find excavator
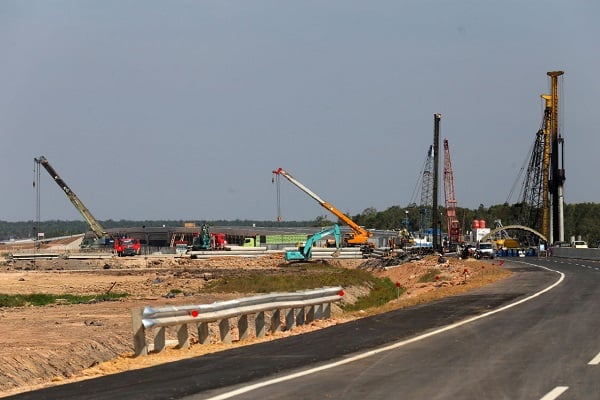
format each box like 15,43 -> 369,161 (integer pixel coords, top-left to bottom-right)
272,167 -> 374,249
285,224 -> 341,262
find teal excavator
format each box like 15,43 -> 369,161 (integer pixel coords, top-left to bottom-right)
285,224 -> 341,262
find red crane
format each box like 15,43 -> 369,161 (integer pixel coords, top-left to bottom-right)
443,139 -> 461,248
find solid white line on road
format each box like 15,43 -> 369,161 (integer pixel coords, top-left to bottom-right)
539,386 -> 569,400
203,262 -> 565,400
588,351 -> 600,365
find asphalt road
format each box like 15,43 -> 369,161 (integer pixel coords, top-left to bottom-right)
8,258 -> 599,400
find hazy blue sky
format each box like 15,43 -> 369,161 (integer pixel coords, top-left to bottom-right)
1,1 -> 599,223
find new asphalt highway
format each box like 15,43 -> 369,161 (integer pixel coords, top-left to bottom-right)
9,258 -> 599,400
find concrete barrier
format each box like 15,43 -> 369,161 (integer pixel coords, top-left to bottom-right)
551,247 -> 600,260
131,286 -> 345,356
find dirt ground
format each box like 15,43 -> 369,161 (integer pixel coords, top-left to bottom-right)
0,248 -> 509,398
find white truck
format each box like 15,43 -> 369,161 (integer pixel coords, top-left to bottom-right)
475,242 -> 495,259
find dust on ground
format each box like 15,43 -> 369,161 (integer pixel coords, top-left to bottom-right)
0,249 -> 510,398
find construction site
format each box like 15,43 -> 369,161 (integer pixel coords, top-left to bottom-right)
0,71 -> 573,397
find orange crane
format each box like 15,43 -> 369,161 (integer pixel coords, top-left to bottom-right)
443,139 -> 460,249
272,167 -> 373,248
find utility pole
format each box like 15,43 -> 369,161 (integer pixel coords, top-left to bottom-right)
432,113 -> 441,253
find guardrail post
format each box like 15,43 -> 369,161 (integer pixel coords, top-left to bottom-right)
322,302 -> 331,319
285,308 -> 295,331
296,307 -> 305,325
306,305 -> 315,323
238,315 -> 249,340
270,309 -> 281,333
315,303 -> 323,320
131,308 -> 147,356
219,319 -> 231,344
197,322 -> 210,345
154,327 -> 166,352
177,324 -> 190,348
255,311 -> 266,338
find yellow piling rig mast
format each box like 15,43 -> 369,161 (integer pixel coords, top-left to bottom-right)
272,167 -> 374,248
540,94 -> 552,242
546,70 -> 565,244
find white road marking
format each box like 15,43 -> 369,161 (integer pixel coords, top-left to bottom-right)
588,351 -> 600,365
539,386 -> 569,400
204,262 -> 565,400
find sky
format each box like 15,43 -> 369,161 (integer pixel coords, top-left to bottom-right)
1,0 -> 599,223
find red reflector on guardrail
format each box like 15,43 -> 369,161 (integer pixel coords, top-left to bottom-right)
338,290 -> 345,297
190,310 -> 199,317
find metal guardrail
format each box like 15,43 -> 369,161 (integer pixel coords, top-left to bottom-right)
131,286 -> 345,356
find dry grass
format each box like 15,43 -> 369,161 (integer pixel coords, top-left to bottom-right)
348,262 -> 512,318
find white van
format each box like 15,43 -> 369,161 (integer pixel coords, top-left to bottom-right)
475,242 -> 494,259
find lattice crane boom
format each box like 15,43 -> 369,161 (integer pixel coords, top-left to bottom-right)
418,145 -> 434,234
443,139 -> 460,244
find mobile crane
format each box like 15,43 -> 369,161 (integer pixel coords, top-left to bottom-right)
285,224 -> 341,262
34,156 -> 139,255
35,156 -> 108,246
272,167 -> 374,248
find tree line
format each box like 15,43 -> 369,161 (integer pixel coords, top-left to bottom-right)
1,202 -> 599,246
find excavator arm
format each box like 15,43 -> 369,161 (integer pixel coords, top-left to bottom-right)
272,167 -> 373,247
